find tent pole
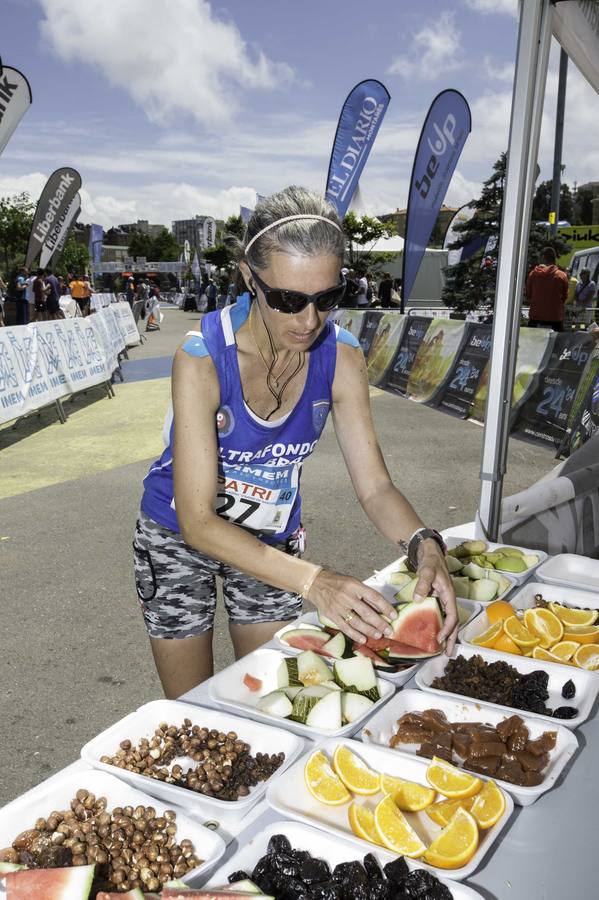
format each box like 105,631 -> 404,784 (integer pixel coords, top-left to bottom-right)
477,0 -> 553,540
550,48 -> 568,236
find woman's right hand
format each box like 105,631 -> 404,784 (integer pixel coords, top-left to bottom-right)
307,569 -> 397,644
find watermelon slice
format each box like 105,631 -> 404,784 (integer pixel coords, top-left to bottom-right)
281,628 -> 329,653
390,597 -> 444,653
0,863 -> 27,877
4,864 -> 95,899
97,890 -> 147,899
243,673 -> 263,692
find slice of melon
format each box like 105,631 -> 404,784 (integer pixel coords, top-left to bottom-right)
4,864 -> 95,899
306,689 -> 342,730
297,649 -> 331,685
0,863 -> 27,877
321,631 -> 350,659
281,628 -> 329,652
390,597 -> 444,654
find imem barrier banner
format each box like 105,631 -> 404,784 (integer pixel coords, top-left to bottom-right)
402,90 -> 471,306
325,79 -> 390,218
511,331 -> 595,449
25,167 -> 82,269
0,60 -> 32,157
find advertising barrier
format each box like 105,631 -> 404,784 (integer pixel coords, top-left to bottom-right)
0,303 -> 135,425
436,322 -> 492,418
366,313 -> 407,386
384,315 -> 430,394
563,342 -> 599,455
406,317 -> 468,404
511,331 -> 595,448
358,310 -> 383,357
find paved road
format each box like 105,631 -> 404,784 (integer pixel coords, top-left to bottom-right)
0,305 -> 555,805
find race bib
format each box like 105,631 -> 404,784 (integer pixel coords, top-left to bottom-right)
215,462 -> 299,534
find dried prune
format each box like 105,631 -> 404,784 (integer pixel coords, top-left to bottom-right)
402,869 -> 439,897
553,706 -> 578,719
423,884 -> 454,900
299,857 -> 330,884
271,852 -> 300,877
228,869 -> 249,883
310,881 -> 343,900
332,860 -> 367,886
561,679 -> 576,700
383,856 -> 410,884
363,852 -> 384,881
267,834 -> 292,855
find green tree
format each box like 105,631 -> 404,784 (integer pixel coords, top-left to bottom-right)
204,244 -> 231,269
343,212 -> 397,273
152,227 -> 181,261
223,214 -> 245,240
573,188 -> 594,225
532,178 -> 574,222
127,231 -> 154,259
0,192 -> 34,279
59,236 -> 89,277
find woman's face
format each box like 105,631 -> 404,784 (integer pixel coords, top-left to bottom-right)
242,252 -> 341,352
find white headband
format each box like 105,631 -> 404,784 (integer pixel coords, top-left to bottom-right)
244,214 -> 344,255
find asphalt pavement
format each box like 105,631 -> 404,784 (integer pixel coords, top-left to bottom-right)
0,304 -> 555,806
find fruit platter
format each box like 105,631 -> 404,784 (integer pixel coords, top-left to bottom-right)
535,553 -> 599,593
208,648 -> 395,738
444,537 -> 546,586
204,820 -> 486,899
460,585 -> 599,672
375,543 -> 519,607
0,769 -> 226,897
415,644 -> 599,729
273,597 -> 473,687
265,738 -> 513,881
360,688 -> 578,806
80,700 -> 304,821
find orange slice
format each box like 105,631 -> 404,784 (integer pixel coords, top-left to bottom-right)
423,807 -> 479,869
373,795 -> 427,857
563,625 -> 599,645
485,600 -> 516,624
304,749 -> 351,805
548,602 -> 598,627
379,774 -> 435,812
503,616 -> 539,650
550,640 -> 579,662
532,646 -> 568,665
348,802 -> 382,845
573,644 -> 599,671
332,745 -> 380,795
523,608 -> 564,649
493,632 -> 523,655
426,757 -> 483,799
470,780 -> 506,829
472,621 -> 503,649
425,795 -> 475,826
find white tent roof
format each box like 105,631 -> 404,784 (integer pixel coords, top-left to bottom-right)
366,234 -> 405,253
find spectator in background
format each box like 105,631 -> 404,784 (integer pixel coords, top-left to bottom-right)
573,267 -> 597,322
125,277 -> 135,309
206,276 -> 217,313
58,276 -> 67,295
44,268 -> 62,320
378,271 -> 393,309
525,246 -> 568,331
70,274 -> 88,316
32,268 -> 49,322
26,270 -> 37,322
83,275 -> 93,314
13,267 -> 29,325
340,268 -> 358,308
356,271 -> 369,308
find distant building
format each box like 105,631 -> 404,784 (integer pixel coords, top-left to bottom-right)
378,205 -> 459,246
577,181 -> 599,198
118,219 -> 165,238
172,215 -> 217,251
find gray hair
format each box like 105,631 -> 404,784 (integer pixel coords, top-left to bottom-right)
236,186 -> 346,270
580,267 -> 591,277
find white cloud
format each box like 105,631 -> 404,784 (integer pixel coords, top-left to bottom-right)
38,0 -> 294,129
388,12 -> 462,81
483,55 -> 515,83
464,0 -> 518,15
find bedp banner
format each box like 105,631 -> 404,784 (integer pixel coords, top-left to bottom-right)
325,79 -> 390,218
25,167 -> 82,269
40,193 -> 81,268
0,61 -> 32,157
402,90 -> 471,306
88,222 -> 104,266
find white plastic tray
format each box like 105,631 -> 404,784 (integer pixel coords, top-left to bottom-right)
459,582 -> 599,674
359,688 -> 578,806
415,644 -> 598,730
444,536 -> 547,585
80,700 -> 304,822
266,737 -> 513,882
208,648 -> 395,739
536,554 -> 599,592
275,605 -> 481,676
203,819 -> 486,898
0,769 -> 225,891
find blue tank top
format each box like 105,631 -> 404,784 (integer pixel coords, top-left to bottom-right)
141,294 -> 359,544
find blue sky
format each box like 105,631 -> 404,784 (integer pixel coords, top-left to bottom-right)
1,0 -> 597,227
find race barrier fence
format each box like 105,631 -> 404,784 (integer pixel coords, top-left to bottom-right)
331,308 -> 598,458
0,301 -> 140,426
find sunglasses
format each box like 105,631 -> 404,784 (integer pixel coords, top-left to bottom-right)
248,267 -> 346,314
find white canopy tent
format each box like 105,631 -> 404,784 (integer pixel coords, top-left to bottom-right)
477,0 -> 599,540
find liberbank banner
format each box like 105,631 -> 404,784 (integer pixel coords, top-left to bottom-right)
325,79 -> 390,218
0,61 -> 32,157
40,193 -> 81,268
402,90 -> 471,305
25,167 -> 82,269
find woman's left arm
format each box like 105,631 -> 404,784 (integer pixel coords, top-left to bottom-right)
331,342 -> 458,651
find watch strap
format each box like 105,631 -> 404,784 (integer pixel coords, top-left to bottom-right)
403,527 -> 446,570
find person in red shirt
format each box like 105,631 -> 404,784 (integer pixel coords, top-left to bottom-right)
525,246 -> 568,331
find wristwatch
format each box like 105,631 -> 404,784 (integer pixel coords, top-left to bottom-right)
399,528 -> 447,571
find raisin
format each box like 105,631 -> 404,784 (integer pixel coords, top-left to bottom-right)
561,679 -> 576,700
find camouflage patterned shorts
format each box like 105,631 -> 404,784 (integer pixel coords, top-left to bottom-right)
132,512 -> 303,639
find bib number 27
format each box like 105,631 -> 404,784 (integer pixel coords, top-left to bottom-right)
216,493 -> 261,526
